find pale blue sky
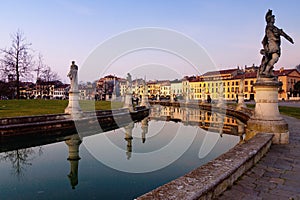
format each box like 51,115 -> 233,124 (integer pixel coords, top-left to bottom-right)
1,0 -> 299,82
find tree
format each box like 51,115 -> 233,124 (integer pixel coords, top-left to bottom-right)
35,53 -> 46,81
0,30 -> 34,99
40,66 -> 59,82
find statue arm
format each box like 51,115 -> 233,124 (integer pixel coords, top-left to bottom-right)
279,29 -> 294,44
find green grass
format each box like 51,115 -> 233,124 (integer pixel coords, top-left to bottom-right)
247,104 -> 300,119
278,106 -> 300,119
0,100 -> 123,118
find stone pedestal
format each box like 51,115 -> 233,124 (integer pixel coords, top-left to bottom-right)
65,91 -> 82,118
217,93 -> 224,108
123,93 -> 133,111
111,93 -> 116,101
247,78 -> 289,144
170,93 -> 174,103
140,93 -> 150,108
201,93 -> 205,104
236,93 -> 246,110
185,94 -> 189,103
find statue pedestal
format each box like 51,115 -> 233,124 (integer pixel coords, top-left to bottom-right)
111,93 -> 116,101
236,93 -> 246,110
65,91 -> 82,118
247,78 -> 289,144
140,94 -> 150,108
123,93 -> 133,111
217,93 -> 224,108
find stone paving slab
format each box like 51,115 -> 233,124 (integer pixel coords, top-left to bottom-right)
217,115 -> 300,200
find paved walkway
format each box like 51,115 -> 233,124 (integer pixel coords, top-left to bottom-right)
217,115 -> 300,200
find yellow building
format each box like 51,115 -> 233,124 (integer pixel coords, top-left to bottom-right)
276,68 -> 300,100
188,66 -> 300,101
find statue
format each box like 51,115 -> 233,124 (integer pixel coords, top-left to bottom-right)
259,9 -> 294,78
126,73 -> 132,87
68,61 -> 79,92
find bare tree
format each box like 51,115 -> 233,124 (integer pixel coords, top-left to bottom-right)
34,53 -> 60,82
35,53 -> 46,81
0,30 -> 34,99
40,65 -> 60,82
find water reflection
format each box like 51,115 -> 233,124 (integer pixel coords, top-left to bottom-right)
0,105 -> 246,195
150,105 -> 243,138
124,122 -> 134,160
65,134 -> 82,189
0,147 -> 43,178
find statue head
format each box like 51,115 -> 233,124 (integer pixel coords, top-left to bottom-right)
265,9 -> 275,23
72,61 -> 75,65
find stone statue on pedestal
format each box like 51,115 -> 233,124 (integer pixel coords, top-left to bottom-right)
65,61 -> 82,116
258,9 -> 294,78
68,61 -> 79,92
247,10 -> 293,144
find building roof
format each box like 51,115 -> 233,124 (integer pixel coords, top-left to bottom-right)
234,72 -> 257,79
274,68 -> 300,76
201,68 -> 238,77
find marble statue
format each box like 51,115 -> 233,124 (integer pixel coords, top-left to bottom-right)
126,73 -> 132,87
259,9 -> 294,78
68,61 -> 79,92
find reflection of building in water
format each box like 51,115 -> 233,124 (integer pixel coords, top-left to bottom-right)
141,117 -> 149,143
149,106 -> 241,135
65,134 -> 82,189
124,122 -> 134,160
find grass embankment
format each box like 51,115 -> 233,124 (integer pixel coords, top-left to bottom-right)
246,104 -> 300,119
0,100 -> 123,118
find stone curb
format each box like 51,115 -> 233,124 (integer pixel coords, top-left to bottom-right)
137,133 -> 273,200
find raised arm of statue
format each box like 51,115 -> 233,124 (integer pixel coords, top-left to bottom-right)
279,29 -> 294,44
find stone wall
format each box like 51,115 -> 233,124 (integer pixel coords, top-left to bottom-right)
137,133 -> 273,200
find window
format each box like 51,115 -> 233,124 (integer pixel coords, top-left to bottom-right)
236,81 -> 239,86
250,80 -> 254,85
245,81 -> 248,85
245,87 -> 248,92
231,87 -> 234,92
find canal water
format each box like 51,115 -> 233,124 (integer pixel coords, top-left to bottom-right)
0,105 -> 244,199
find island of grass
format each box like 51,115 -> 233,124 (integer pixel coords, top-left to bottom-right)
0,99 -> 123,118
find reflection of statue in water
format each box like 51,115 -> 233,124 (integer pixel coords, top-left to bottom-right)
65,135 -> 82,189
259,9 -> 294,78
68,61 -> 79,91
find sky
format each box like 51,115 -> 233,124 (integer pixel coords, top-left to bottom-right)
1,0 -> 300,82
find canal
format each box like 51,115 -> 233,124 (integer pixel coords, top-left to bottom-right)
0,105 -> 244,199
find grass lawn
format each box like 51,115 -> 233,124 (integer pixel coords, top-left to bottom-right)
246,104 -> 300,119
0,100 -> 123,118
